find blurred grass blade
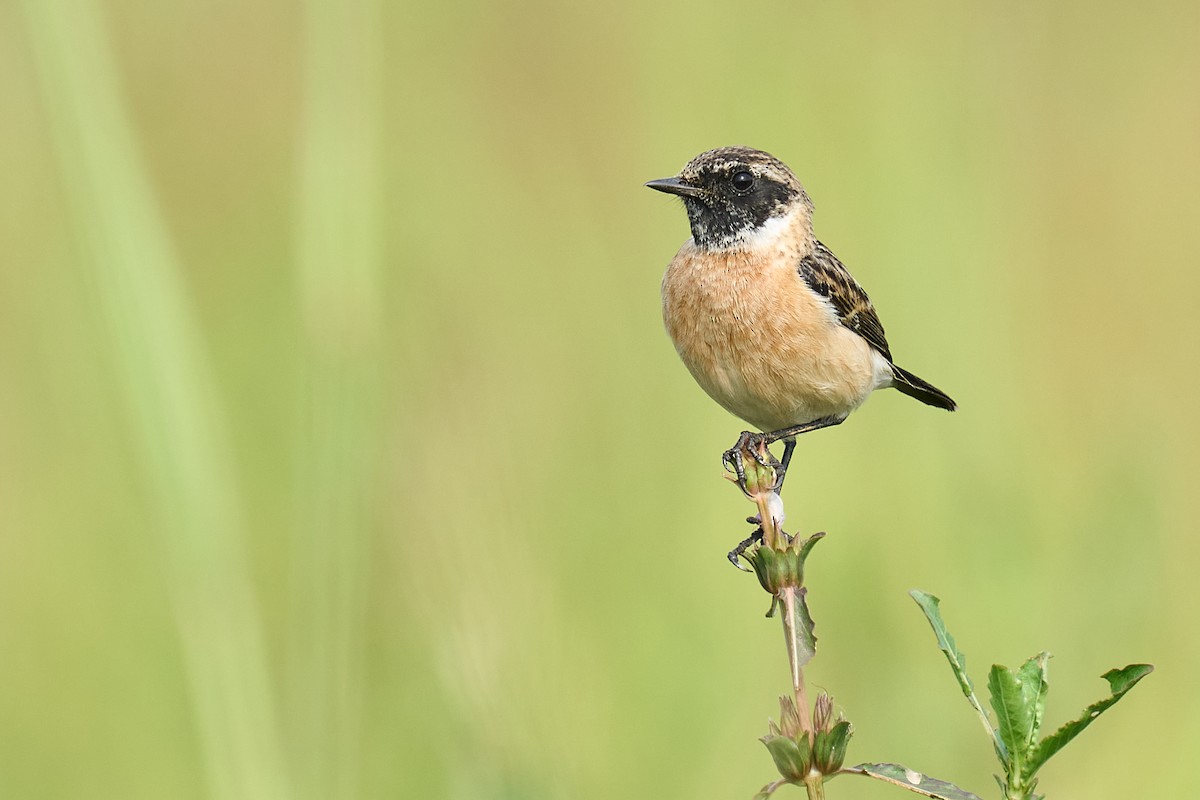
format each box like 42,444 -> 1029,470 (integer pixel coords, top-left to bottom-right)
909,590 -> 1003,759
1024,663 -> 1153,780
21,2 -> 291,798
844,763 -> 984,800
286,0 -> 382,797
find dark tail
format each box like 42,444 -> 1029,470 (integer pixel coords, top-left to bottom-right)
891,365 -> 956,411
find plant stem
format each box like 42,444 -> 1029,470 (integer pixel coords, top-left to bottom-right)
758,491 -> 777,554
795,670 -> 812,736
804,773 -> 826,800
781,587 -> 812,734
754,483 -> 781,551
755,487 -> 814,733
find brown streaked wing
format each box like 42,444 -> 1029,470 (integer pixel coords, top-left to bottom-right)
797,241 -> 894,362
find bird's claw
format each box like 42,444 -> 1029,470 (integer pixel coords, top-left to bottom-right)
727,527 -> 764,570
722,431 -> 779,491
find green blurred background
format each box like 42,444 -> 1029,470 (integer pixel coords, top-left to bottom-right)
2,0 -> 1195,797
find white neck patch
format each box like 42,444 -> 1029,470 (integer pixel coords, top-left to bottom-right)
706,206 -> 799,252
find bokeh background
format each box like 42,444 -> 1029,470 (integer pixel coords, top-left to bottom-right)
2,0 -> 1196,797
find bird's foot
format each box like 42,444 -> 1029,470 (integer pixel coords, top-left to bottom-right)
770,461 -> 788,493
722,431 -> 779,492
727,526 -> 764,571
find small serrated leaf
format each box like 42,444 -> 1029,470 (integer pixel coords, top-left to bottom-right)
1017,653 -> 1050,749
909,591 -> 975,697
844,763 -> 984,800
910,590 -> 1004,759
1022,663 -> 1153,780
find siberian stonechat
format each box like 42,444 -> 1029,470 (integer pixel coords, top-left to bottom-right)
647,146 -> 955,490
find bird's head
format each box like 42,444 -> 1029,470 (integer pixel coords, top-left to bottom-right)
646,146 -> 812,250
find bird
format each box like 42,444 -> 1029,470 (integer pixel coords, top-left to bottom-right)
646,146 -> 955,491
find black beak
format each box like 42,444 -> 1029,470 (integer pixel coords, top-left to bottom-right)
644,176 -> 706,199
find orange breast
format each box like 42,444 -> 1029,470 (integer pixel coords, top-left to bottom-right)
661,239 -> 880,432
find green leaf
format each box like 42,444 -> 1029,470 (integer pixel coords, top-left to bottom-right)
987,663 -> 1036,775
909,590 -> 1004,760
1017,653 -> 1050,750
1022,663 -> 1153,780
988,652 -> 1046,772
844,763 -> 984,800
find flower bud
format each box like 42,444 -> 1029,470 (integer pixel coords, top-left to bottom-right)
812,692 -> 834,733
744,531 -> 826,597
812,719 -> 852,774
742,457 -> 777,497
761,730 -> 812,784
778,695 -> 803,739
725,439 -> 778,501
810,692 -> 852,775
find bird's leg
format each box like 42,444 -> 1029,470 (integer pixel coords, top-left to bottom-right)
761,416 -> 846,491
773,438 -> 798,492
762,415 -> 846,445
723,417 -> 844,494
727,526 -> 764,570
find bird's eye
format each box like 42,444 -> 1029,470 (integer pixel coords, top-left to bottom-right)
730,170 -> 755,192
